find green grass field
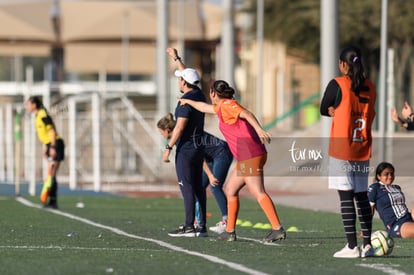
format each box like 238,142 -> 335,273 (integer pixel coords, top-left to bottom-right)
0,194 -> 413,275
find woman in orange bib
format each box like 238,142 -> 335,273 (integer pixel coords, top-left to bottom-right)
320,46 -> 376,258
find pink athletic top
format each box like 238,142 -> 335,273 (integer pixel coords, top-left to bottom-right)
213,99 -> 266,161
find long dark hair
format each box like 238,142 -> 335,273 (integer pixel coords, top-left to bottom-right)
27,96 -> 56,129
28,96 -> 44,109
339,46 -> 366,94
374,162 -> 395,182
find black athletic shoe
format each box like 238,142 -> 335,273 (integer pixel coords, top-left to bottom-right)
43,203 -> 58,209
263,227 -> 286,243
168,225 -> 196,237
195,226 -> 208,237
216,231 -> 236,241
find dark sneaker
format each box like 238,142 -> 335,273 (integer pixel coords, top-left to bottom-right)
168,225 -> 196,237
360,244 -> 375,258
43,203 -> 58,209
195,226 -> 208,237
263,227 -> 286,243
216,231 -> 236,241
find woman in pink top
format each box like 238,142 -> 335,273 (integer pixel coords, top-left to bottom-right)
179,80 -> 285,243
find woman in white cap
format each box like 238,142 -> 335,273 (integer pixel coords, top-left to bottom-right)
163,47 -> 208,237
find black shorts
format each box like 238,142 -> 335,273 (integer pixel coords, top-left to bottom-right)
47,139 -> 65,162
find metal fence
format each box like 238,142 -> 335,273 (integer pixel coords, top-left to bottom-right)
0,91 -> 170,195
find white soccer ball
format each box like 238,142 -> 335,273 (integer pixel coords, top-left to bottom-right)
371,230 -> 394,256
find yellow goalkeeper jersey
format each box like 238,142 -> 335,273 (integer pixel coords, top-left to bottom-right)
35,108 -> 61,145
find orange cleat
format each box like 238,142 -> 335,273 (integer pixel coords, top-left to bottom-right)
40,189 -> 50,205
40,176 -> 52,205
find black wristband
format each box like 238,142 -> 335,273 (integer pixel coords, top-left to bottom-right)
165,144 -> 173,150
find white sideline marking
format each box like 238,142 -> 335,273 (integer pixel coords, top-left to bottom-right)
16,197 -> 269,275
0,245 -> 164,252
357,263 -> 408,275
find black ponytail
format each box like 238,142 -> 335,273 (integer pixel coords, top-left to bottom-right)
339,46 -> 366,94
28,96 -> 44,109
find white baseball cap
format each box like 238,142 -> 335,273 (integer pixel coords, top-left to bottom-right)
174,68 -> 200,85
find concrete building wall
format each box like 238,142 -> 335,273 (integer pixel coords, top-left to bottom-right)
237,40 -> 320,130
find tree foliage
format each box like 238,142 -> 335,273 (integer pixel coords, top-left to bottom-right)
243,0 -> 414,101
242,0 -> 320,61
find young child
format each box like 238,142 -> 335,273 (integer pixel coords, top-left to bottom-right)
368,162 -> 414,238
179,80 -> 285,243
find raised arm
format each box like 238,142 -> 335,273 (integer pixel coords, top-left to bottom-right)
166,47 -> 185,71
179,98 -> 215,114
239,109 -> 271,144
391,108 -> 408,128
401,101 -> 414,120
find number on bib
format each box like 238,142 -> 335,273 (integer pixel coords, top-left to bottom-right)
352,118 -> 366,142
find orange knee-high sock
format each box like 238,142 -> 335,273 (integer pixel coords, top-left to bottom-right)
40,168 -> 53,204
258,194 -> 281,229
226,196 -> 239,232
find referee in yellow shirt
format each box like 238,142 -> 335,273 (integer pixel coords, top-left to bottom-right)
26,96 -> 65,209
